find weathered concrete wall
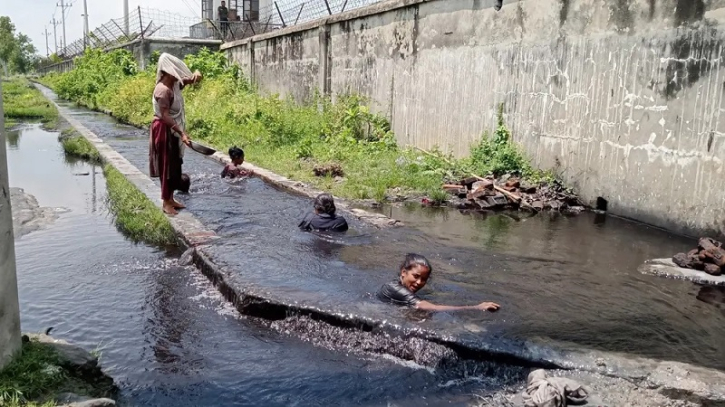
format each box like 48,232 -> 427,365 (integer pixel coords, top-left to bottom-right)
228,29 -> 321,101
37,38 -> 223,74
0,80 -> 22,368
223,0 -> 725,237
125,38 -> 223,71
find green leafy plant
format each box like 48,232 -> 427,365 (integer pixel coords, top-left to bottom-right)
41,49 -> 564,205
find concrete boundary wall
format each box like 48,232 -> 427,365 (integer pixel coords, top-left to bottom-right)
37,38 -> 223,75
222,0 -> 725,237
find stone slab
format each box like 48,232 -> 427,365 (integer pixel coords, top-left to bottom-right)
638,258 -> 725,286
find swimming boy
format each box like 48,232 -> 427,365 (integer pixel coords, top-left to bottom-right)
298,193 -> 349,232
221,146 -> 253,179
377,253 -> 500,312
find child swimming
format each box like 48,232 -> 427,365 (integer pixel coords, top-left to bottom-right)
221,146 -> 253,179
177,173 -> 190,194
298,193 -> 349,232
376,253 -> 501,312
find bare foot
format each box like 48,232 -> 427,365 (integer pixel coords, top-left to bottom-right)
172,199 -> 186,209
163,203 -> 178,216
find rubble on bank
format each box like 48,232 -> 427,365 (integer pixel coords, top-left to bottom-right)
440,175 -> 585,214
672,238 -> 725,276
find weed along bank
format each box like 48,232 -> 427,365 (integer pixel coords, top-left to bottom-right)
223,0 -> 725,237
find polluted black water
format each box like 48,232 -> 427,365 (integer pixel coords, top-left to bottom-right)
8,124 -> 511,406
51,91 -> 725,375
28,85 -> 725,395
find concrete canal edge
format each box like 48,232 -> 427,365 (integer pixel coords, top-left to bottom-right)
46,94 -> 725,406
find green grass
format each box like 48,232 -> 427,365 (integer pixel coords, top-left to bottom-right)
103,164 -> 177,246
2,78 -> 57,125
58,129 -> 102,163
42,49 -> 560,203
0,339 -> 106,407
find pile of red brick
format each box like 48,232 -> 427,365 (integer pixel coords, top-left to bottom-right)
443,176 -> 584,213
672,238 -> 725,276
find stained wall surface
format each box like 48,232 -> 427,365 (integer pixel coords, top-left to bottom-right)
225,0 -> 725,236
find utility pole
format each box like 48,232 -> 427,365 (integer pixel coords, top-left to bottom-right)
50,18 -> 60,54
0,78 -> 22,370
82,0 -> 89,50
57,0 -> 72,51
124,0 -> 130,36
42,28 -> 51,57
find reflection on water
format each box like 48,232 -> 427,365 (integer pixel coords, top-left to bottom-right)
696,285 -> 725,315
6,127 -> 21,149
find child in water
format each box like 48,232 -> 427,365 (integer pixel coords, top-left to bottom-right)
377,253 -> 501,312
221,146 -> 253,179
177,173 -> 190,194
298,193 -> 349,232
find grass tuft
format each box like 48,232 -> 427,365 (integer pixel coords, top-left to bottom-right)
103,164 -> 177,246
58,129 -> 102,163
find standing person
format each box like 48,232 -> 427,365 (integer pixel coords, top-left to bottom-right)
149,53 -> 202,215
218,1 -> 229,39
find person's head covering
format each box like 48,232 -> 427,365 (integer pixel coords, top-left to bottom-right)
156,53 -> 192,84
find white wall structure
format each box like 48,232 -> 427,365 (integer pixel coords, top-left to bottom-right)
0,80 -> 22,369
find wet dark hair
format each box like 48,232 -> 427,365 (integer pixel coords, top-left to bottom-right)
178,173 -> 190,193
314,193 -> 336,216
229,146 -> 244,161
400,253 -> 432,273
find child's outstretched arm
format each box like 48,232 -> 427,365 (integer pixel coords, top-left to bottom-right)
415,301 -> 500,312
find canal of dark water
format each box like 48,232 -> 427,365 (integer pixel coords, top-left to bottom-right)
12,85 -> 725,405
8,124 -> 494,406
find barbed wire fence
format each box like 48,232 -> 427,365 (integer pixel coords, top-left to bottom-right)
55,0 -> 384,60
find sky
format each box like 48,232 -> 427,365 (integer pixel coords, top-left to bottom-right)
0,0 -> 199,56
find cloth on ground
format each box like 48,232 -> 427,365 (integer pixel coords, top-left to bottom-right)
522,369 -> 588,407
376,281 -> 421,307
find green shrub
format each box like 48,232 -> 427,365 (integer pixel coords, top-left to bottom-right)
42,48 -> 559,203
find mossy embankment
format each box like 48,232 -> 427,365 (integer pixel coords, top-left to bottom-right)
57,129 -> 102,163
102,164 -> 176,246
2,78 -> 58,129
41,48 -> 563,205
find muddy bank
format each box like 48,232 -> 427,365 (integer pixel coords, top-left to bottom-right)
10,187 -> 62,238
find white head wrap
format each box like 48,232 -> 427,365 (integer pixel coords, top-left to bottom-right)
156,53 -> 192,84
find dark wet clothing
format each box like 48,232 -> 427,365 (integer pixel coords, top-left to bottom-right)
298,212 -> 348,232
150,117 -> 183,201
376,281 -> 420,307
221,164 -> 251,179
218,6 -> 229,20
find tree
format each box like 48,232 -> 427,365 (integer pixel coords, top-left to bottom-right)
0,16 -> 37,74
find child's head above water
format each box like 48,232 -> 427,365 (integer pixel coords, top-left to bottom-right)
229,146 -> 245,165
399,253 -> 432,293
313,193 -> 336,216
178,173 -> 190,193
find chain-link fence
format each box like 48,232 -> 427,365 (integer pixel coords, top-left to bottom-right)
58,0 -> 385,59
